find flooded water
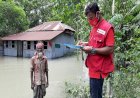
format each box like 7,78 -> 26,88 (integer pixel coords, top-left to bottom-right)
0,55 -> 85,98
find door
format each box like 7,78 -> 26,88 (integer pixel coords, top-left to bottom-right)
0,41 -> 3,55
17,41 -> 23,57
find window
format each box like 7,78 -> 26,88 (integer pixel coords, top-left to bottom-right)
5,41 -> 8,48
55,44 -> 60,48
12,41 -> 15,48
27,41 -> 31,49
34,41 -> 37,49
43,41 -> 47,49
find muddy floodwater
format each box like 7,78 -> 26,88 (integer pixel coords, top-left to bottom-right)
0,55 -> 86,98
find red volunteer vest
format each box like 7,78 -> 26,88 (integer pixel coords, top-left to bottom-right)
85,19 -> 114,77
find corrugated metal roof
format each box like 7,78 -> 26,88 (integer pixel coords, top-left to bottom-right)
2,31 -> 63,41
2,21 -> 75,41
27,21 -> 75,32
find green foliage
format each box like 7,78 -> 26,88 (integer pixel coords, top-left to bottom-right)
109,1 -> 140,68
98,0 -> 113,19
15,0 -> 53,27
64,79 -> 114,98
111,66 -> 140,98
109,1 -> 140,98
65,81 -> 90,98
15,0 -> 94,41
0,1 -> 29,36
48,0 -> 91,41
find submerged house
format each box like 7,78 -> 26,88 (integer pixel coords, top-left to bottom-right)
1,21 -> 75,58
0,38 -> 3,56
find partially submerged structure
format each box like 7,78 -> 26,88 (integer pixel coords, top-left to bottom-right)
0,38 -> 3,56
2,21 -> 75,58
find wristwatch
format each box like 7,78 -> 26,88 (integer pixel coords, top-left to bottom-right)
91,48 -> 96,54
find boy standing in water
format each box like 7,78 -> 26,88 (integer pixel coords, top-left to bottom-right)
30,42 -> 49,98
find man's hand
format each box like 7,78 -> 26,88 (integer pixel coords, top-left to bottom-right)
31,82 -> 34,90
45,82 -> 49,88
77,40 -> 88,46
82,46 -> 93,53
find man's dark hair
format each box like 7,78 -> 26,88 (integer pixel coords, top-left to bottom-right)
85,2 -> 100,16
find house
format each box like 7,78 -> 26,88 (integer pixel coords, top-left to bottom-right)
1,21 -> 75,58
0,38 -> 3,56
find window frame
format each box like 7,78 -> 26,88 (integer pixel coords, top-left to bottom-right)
5,41 -> 8,48
34,41 -> 37,49
43,41 -> 48,49
27,41 -> 31,49
12,41 -> 15,48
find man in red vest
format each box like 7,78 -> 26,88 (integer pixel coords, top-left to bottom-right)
78,2 -> 115,98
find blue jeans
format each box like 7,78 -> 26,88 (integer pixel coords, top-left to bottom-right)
90,78 -> 104,98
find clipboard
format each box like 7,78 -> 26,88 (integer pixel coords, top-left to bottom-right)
63,43 -> 83,50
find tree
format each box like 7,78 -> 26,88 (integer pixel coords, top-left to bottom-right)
0,1 -> 29,36
107,0 -> 140,97
15,0 -> 53,27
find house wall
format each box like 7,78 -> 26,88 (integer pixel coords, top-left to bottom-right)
48,33 -> 74,58
44,41 -> 53,59
23,41 -> 53,58
0,41 -> 3,56
22,33 -> 74,59
23,41 -> 35,58
3,32 -> 74,58
3,41 -> 17,56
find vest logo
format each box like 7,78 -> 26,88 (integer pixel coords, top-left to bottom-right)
97,29 -> 106,35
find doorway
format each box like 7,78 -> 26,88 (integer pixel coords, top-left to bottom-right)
17,41 -> 23,57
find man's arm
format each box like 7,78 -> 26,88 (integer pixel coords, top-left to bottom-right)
83,28 -> 114,55
96,28 -> 114,55
45,59 -> 49,88
30,58 -> 34,90
83,46 -> 113,55
95,46 -> 114,55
